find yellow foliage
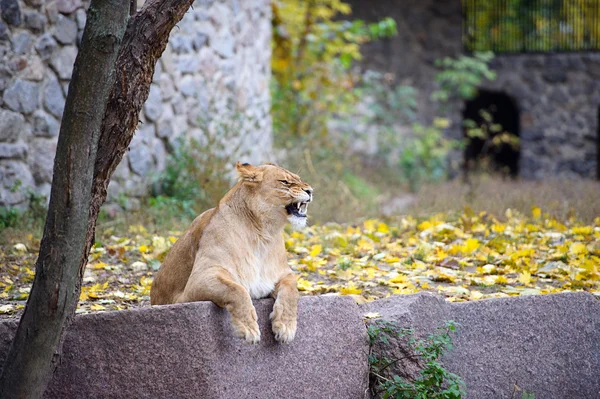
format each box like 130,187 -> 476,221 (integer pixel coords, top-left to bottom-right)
2,208 -> 599,317
310,244 -> 323,257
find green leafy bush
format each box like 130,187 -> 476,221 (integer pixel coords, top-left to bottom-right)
0,189 -> 47,241
368,320 -> 466,399
432,52 -> 496,104
398,122 -> 461,192
0,207 -> 21,229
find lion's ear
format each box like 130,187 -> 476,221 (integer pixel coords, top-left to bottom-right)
236,162 -> 263,183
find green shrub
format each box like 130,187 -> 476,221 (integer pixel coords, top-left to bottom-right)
0,190 -> 47,243
398,122 -> 461,192
432,52 -> 496,104
0,207 -> 21,229
368,320 -> 466,399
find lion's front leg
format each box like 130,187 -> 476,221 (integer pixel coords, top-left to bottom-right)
180,267 -> 261,344
270,273 -> 299,343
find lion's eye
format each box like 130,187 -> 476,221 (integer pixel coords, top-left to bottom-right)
279,180 -> 291,185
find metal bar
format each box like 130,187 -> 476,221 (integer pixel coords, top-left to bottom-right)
462,0 -> 600,54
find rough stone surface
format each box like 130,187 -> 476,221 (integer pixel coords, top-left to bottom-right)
0,160 -> 34,205
34,32 -> 57,59
0,108 -> 25,141
24,10 -> 45,32
1,0 -> 21,26
24,0 -> 41,7
143,83 -> 163,122
29,138 -> 55,183
49,45 -> 76,79
74,7 -> 84,29
362,292 -> 600,399
128,141 -> 154,176
22,54 -> 44,81
0,141 -> 27,158
0,20 -> 8,40
0,0 -> 273,207
52,14 -> 77,45
0,65 -> 10,91
55,0 -> 81,14
10,30 -> 31,54
0,296 -> 369,399
2,79 -> 39,113
32,109 -> 59,137
43,76 -> 65,117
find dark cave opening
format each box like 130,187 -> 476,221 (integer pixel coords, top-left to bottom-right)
463,90 -> 521,177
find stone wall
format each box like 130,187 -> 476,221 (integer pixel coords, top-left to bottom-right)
347,0 -> 599,179
0,0 -> 272,210
479,53 -> 600,179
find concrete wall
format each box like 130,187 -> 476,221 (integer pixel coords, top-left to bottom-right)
0,0 -> 273,210
346,0 -> 600,179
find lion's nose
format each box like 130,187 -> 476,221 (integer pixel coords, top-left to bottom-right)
303,188 -> 312,197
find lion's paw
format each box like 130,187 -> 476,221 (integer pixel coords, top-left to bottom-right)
231,317 -> 261,344
270,305 -> 297,344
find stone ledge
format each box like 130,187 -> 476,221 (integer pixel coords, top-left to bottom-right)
1,293 -> 599,398
362,292 -> 600,399
0,296 -> 370,399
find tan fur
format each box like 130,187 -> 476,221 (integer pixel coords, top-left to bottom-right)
150,162 -> 313,344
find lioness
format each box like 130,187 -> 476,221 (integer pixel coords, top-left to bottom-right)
150,162 -> 312,344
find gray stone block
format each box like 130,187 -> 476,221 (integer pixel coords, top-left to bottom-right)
1,0 -> 21,26
362,293 -> 600,399
448,293 -> 600,399
55,0 -> 82,15
0,21 -> 7,40
143,83 -> 163,122
32,109 -> 59,137
177,54 -> 201,74
75,8 -> 85,29
35,33 -> 58,60
43,76 -> 65,118
0,161 -> 34,205
0,65 -> 10,91
2,79 -> 40,114
192,32 -> 208,51
0,296 -> 369,399
0,109 -> 25,142
170,35 -> 193,54
24,10 -> 46,32
50,45 -> 77,79
45,1 -> 59,23
11,31 -> 32,54
128,140 -> 154,176
0,141 -> 27,159
213,35 -> 235,58
29,138 -> 56,183
24,0 -> 42,7
53,15 -> 78,45
22,55 -> 45,81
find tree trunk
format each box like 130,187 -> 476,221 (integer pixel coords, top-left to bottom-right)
0,1 -> 130,397
0,0 -> 194,397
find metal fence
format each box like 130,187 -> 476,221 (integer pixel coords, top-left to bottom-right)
463,0 -> 600,53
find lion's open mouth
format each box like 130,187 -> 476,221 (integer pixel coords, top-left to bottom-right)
285,201 -> 309,218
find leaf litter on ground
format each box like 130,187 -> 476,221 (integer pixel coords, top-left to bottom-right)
1,207 -> 599,318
